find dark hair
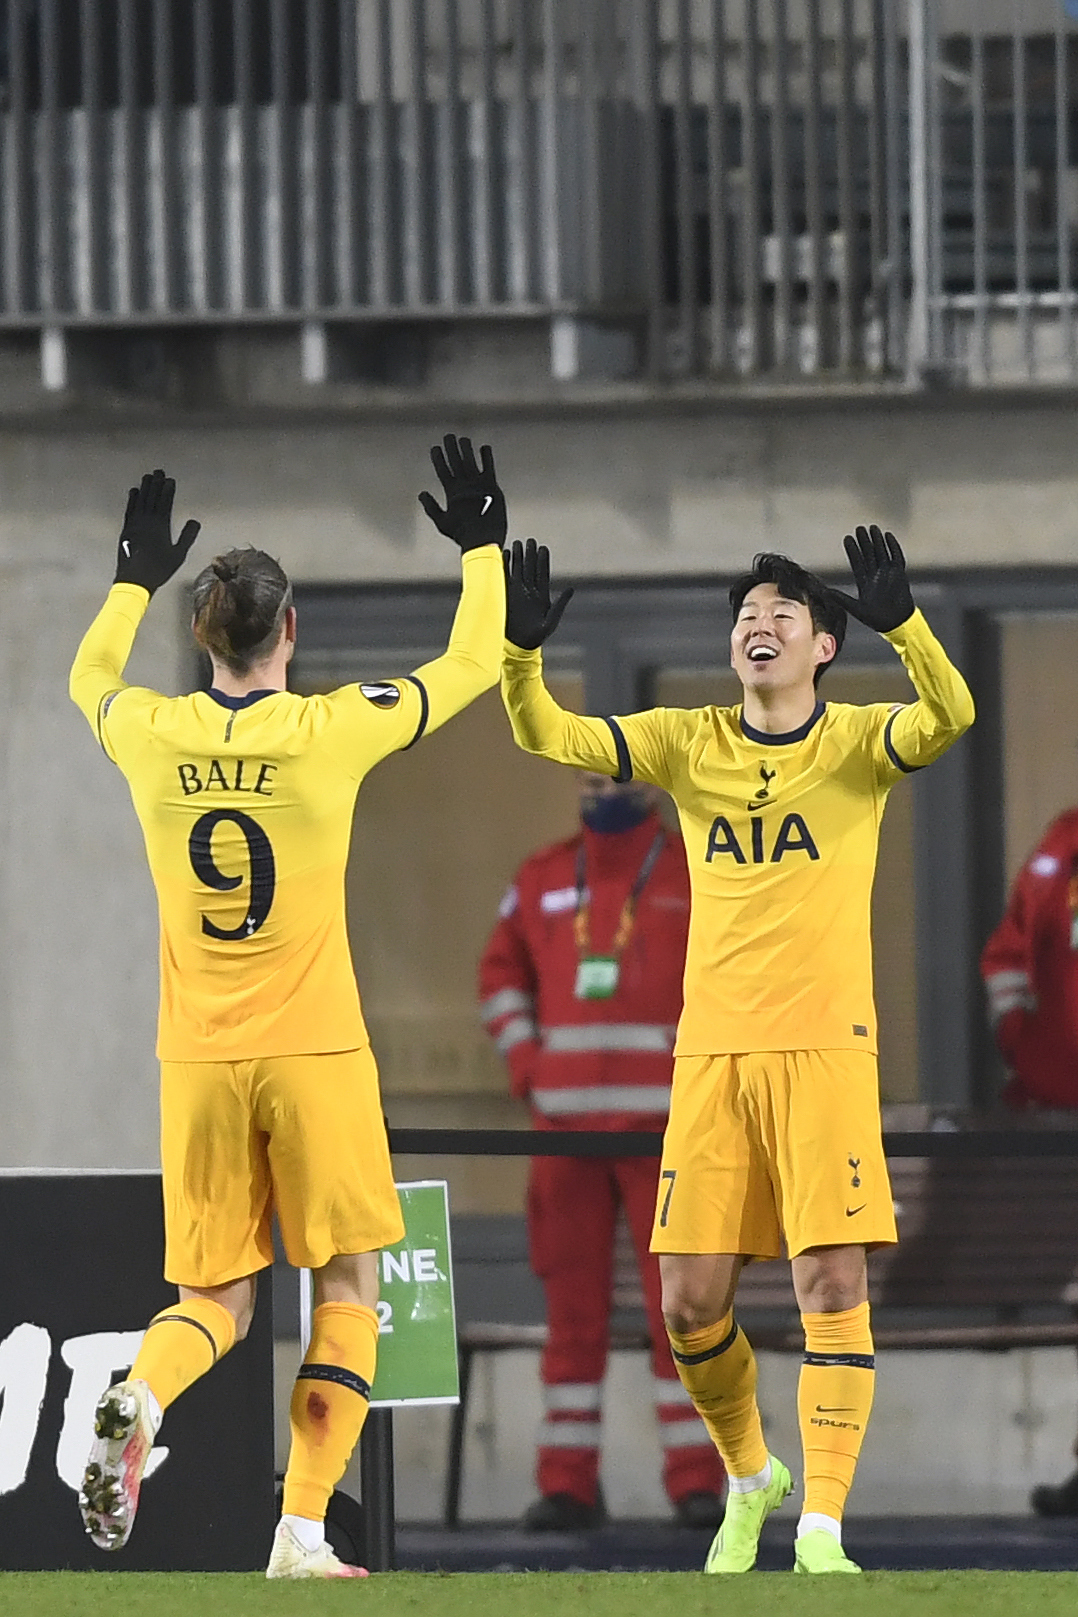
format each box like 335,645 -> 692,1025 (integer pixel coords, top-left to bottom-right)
191,548 -> 293,676
729,552 -> 846,687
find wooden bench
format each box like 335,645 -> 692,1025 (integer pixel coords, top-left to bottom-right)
443,1152 -> 1078,1524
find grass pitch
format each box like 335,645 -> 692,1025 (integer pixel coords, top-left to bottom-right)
1,1570 -> 1076,1616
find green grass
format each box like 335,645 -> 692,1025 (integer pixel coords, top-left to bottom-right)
1,1571 -> 1076,1617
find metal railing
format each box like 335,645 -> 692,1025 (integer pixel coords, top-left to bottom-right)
0,0 -> 896,378
910,0 -> 1078,384
2,1 -> 1077,386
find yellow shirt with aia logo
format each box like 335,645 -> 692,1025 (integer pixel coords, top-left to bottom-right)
501,610 -> 974,1056
69,549 -> 503,1061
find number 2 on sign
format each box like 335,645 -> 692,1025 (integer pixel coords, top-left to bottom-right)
376,1300 -> 394,1334
659,1170 -> 677,1228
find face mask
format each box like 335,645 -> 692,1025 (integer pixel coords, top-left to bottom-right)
580,793 -> 652,834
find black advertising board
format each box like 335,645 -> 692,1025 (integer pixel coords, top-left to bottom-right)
0,1173 -> 275,1570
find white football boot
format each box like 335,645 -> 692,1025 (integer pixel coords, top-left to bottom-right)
79,1378 -> 157,1550
265,1518 -> 370,1580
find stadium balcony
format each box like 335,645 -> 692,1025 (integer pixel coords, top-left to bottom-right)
3,2 -> 1078,404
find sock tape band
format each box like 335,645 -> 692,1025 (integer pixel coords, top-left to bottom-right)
144,1312 -> 220,1362
670,1317 -> 739,1366
296,1362 -> 372,1400
802,1351 -> 875,1370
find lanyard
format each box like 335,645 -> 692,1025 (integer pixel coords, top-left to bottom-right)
573,829 -> 666,961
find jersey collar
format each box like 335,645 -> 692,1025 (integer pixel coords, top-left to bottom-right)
739,700 -> 826,746
206,687 -> 280,711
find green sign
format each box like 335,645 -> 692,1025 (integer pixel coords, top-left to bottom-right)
369,1180 -> 460,1408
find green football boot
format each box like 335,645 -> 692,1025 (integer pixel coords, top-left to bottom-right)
794,1528 -> 861,1574
703,1456 -> 793,1573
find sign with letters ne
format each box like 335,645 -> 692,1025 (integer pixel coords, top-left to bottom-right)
370,1180 -> 459,1408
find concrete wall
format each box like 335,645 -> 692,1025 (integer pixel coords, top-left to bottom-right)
4,386 -> 1078,1168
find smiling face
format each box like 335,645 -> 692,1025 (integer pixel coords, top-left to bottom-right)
730,582 -> 837,695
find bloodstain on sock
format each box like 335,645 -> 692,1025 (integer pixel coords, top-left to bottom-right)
307,1391 -> 329,1422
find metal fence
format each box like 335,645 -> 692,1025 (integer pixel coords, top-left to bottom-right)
2,0 -> 1077,385
910,0 -> 1078,384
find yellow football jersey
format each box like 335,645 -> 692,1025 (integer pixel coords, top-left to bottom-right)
502,609 -> 974,1055
70,547 -> 504,1061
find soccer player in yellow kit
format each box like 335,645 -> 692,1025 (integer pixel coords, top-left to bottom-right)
499,529 -> 974,1574
68,439 -> 506,1578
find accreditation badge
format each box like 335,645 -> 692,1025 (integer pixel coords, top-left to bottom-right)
574,956 -> 620,1000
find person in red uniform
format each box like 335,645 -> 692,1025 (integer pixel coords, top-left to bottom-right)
478,772 -> 726,1531
981,810 -> 1078,1516
982,811 -> 1078,1113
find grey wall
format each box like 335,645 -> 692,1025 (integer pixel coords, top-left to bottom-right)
4,385 -> 1077,1167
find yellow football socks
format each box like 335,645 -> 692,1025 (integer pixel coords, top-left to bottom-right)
282,1302 -> 380,1522
129,1295 -> 237,1412
667,1312 -> 770,1481
798,1302 -> 876,1522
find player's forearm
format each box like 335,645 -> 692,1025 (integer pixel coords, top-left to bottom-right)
883,608 -> 976,767
501,644 -> 621,772
411,544 -> 505,733
68,583 -> 149,727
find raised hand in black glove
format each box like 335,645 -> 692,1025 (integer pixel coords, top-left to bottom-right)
418,433 -> 507,553
829,523 -> 915,633
504,538 -> 574,650
114,469 -> 200,596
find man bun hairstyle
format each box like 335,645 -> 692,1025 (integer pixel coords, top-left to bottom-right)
729,551 -> 847,686
192,547 -> 293,676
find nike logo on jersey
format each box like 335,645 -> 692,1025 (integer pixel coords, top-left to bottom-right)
481,495 -> 493,514
845,1204 -> 866,1217
705,812 -> 820,866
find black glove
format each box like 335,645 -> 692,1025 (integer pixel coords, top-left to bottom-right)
504,538 -> 574,650
418,434 -> 507,554
829,524 -> 914,633
114,470 -> 200,596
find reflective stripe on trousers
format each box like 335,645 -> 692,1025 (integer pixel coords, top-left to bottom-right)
544,1383 -> 603,1413
539,1418 -> 603,1449
531,1085 -> 671,1117
542,1023 -> 675,1054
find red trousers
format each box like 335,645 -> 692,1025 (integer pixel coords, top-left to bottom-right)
528,1151 -> 726,1507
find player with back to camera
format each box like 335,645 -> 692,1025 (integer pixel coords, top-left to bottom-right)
67,438 -> 506,1579
498,527 -> 974,1573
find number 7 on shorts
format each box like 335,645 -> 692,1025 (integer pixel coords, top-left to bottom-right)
659,1169 -> 677,1228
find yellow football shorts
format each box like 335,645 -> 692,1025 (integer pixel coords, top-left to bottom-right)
650,1049 -> 897,1259
159,1046 -> 405,1288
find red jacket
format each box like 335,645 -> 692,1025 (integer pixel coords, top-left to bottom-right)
478,814 -> 690,1130
981,809 -> 1078,1110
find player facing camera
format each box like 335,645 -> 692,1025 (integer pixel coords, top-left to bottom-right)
501,517 -> 971,1575
729,553 -> 847,697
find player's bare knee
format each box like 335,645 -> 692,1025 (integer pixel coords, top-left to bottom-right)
663,1298 -> 708,1335
313,1250 -> 380,1312
231,1288 -> 257,1341
661,1271 -> 721,1334
792,1245 -> 867,1314
179,1274 -> 256,1341
660,1253 -> 740,1334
